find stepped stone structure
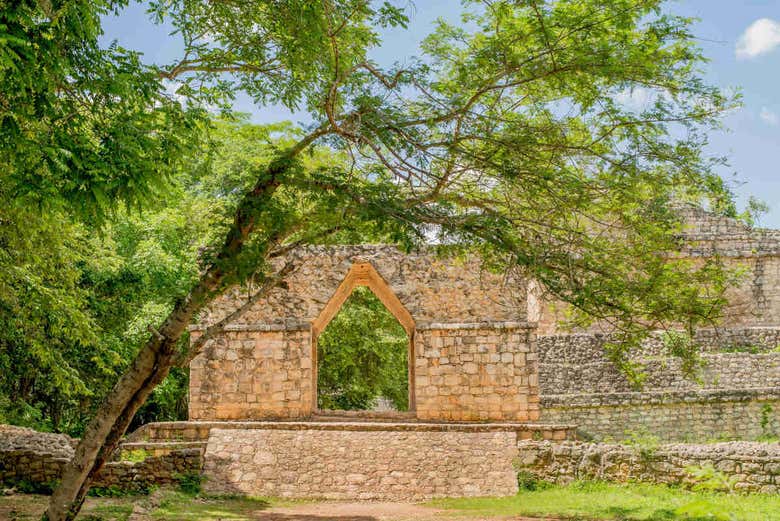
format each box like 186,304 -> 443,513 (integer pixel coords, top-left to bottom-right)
534,207 -> 780,441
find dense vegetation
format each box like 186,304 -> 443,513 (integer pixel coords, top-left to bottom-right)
0,0 -> 752,518
317,286 -> 409,411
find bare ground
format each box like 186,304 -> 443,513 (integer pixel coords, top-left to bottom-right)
0,494 -> 556,521
257,501 -> 554,520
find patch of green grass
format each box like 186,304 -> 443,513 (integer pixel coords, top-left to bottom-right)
82,501 -> 134,521
120,448 -> 152,463
428,481 -> 780,520
151,491 -> 274,520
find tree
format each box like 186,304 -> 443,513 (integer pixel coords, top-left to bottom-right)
317,286 -> 409,411
0,1 -> 738,519
0,0 -> 202,435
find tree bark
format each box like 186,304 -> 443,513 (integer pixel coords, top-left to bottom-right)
44,127 -> 327,521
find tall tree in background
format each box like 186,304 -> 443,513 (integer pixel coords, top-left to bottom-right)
0,1 -> 742,519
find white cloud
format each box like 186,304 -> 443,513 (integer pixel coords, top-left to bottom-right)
615,87 -> 653,110
162,79 -> 186,103
760,107 -> 779,126
736,18 -> 780,59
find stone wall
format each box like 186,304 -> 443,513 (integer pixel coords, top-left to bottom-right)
415,323 -> 539,421
541,390 -> 780,442
202,426 -> 519,500
536,208 -> 780,334
0,425 -> 201,492
538,328 -> 780,395
537,327 -> 780,441
190,245 -> 537,422
517,440 -> 780,494
198,245 -> 528,328
0,426 -> 75,488
189,327 -> 313,421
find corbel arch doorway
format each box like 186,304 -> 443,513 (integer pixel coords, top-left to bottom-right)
311,262 -> 416,413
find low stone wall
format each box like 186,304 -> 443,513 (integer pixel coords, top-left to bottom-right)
94,449 -> 202,492
203,425 -> 519,499
538,327 -> 780,364
516,440 -> 780,494
538,328 -> 780,396
541,389 -> 780,442
0,426 -> 75,487
0,425 -> 201,492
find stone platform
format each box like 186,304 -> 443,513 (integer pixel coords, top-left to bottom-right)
125,419 -> 576,500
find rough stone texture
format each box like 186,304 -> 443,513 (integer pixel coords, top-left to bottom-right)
415,324 -> 539,421
190,245 -> 536,422
126,420 -> 577,443
203,427 -> 518,499
538,327 -> 780,395
537,207 -> 780,334
189,328 -> 313,420
0,426 -> 75,486
541,390 -> 780,442
537,326 -> 780,441
0,425 -> 201,492
93,449 -> 202,492
198,245 -> 528,328
517,440 -> 780,494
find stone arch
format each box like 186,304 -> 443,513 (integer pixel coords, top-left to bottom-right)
189,245 -> 539,422
311,261 -> 416,412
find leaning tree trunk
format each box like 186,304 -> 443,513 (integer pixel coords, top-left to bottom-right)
44,129 -> 325,521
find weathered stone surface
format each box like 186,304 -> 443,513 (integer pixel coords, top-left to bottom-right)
517,440 -> 780,494
415,325 -> 539,421
190,245 -> 537,422
536,327 -> 780,441
0,425 -> 201,492
198,245 -> 528,328
202,426 -> 518,499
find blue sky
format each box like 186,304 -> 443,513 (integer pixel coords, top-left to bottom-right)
102,1 -> 780,227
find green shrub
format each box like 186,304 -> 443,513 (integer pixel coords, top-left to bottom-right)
4,478 -> 59,495
685,464 -> 739,494
175,471 -> 203,495
88,484 -> 146,497
516,471 -> 551,491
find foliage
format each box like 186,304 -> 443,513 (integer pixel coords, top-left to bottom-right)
429,480 -> 780,520
87,485 -> 144,498
2,478 -> 60,495
515,471 -> 552,492
119,449 -> 151,463
760,404 -> 776,439
661,331 -> 702,380
317,286 -> 408,411
685,464 -> 740,494
174,472 -> 202,496
0,1 -> 757,517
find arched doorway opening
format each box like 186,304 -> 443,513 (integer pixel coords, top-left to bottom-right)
311,262 -> 415,413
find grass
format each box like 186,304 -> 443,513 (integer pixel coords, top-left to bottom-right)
429,481 -> 780,520
149,491 -> 315,520
0,493 -> 136,520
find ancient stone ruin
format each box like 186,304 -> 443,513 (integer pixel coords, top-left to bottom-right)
2,205 -> 778,499
190,246 -> 538,422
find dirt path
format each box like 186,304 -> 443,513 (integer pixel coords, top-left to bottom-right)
0,494 -> 556,521
255,501 -> 553,521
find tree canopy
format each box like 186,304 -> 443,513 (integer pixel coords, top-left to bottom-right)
0,1 -> 748,519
